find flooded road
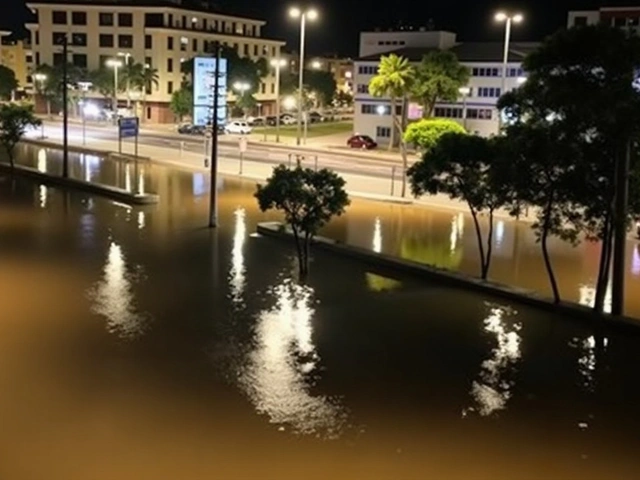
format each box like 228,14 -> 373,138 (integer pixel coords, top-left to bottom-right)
1,145 -> 640,478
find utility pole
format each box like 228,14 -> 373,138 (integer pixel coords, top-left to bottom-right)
62,35 -> 69,178
611,139 -> 631,316
209,41 -> 221,228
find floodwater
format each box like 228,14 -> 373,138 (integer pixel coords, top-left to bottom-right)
1,145 -> 640,478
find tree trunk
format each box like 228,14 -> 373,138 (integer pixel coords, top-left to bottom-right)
302,232 -> 311,279
594,213 -> 614,313
389,96 -> 396,151
469,208 -> 487,280
483,208 -> 495,280
292,226 -> 305,278
8,152 -> 14,171
46,99 -> 51,118
541,201 -> 560,303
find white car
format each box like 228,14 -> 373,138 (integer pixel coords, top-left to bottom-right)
280,114 -> 296,125
224,121 -> 252,134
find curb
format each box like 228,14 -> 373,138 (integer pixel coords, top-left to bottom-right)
256,221 -> 640,332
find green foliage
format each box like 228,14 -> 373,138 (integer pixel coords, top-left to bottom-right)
89,68 -> 117,99
332,90 -> 353,108
236,91 -> 257,116
304,69 -> 337,106
0,65 -> 18,100
170,88 -> 193,120
255,165 -> 350,277
407,132 -> 517,279
0,104 -> 41,168
404,118 -> 466,151
411,51 -> 470,117
222,46 -> 267,96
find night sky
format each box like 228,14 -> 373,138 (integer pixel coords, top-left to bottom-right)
1,0 -> 625,56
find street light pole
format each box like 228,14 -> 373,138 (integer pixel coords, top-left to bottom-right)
271,56 -> 286,143
118,52 -> 132,108
61,35 -> 69,178
289,7 -> 318,146
458,86 -> 470,130
34,73 -> 47,138
106,59 -> 122,125
495,12 -> 522,130
78,81 -> 92,146
209,41 -> 221,228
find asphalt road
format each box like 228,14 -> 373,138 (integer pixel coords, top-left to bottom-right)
41,122 -> 407,181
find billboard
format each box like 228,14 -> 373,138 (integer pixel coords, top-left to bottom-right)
193,57 -> 228,127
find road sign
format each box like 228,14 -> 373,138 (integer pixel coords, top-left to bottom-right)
119,117 -> 139,138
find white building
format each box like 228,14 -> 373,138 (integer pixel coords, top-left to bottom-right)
25,0 -> 285,122
353,30 -> 538,141
567,6 -> 640,30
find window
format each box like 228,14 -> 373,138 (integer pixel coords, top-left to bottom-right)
573,15 -> 588,26
477,87 -> 501,97
203,18 -> 208,30
243,44 -> 249,56
376,126 -> 391,138
254,45 -> 258,56
471,67 -> 501,77
146,107 -> 151,120
52,11 -> 67,24
72,54 -> 87,68
361,104 -> 389,114
358,65 -> 377,75
168,14 -> 173,26
72,11 -> 86,25
99,13 -> 114,26
180,36 -> 188,51
182,16 -> 187,28
145,35 -> 152,49
271,83 -> 275,94
466,108 -> 493,120
434,107 -> 463,118
71,33 -> 87,46
192,38 -> 197,51
26,54 -> 33,63
167,81 -> 174,94
52,32 -> 67,44
118,13 -> 133,27
35,52 -> 40,66
145,57 -> 152,67
357,84 -> 368,94
35,31 -> 39,45
145,13 -> 163,27
167,36 -> 174,50
53,53 -> 65,66
99,34 -> 114,48
167,58 -> 173,72
118,35 -> 133,48
261,82 -> 266,94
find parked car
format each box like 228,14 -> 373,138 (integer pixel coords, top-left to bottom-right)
249,117 -> 265,126
178,124 -> 205,135
308,111 -> 325,123
265,116 -> 277,126
280,114 -> 296,125
224,120 -> 252,134
347,134 -> 377,149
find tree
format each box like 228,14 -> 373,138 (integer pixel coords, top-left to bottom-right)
170,88 -> 193,121
138,66 -> 159,121
236,91 -> 257,117
498,25 -> 640,312
0,104 -> 41,170
255,165 -> 350,278
304,69 -> 337,106
404,118 -> 466,152
411,51 -> 470,117
90,67 -> 118,100
332,90 -> 353,109
33,64 -> 57,116
369,54 -> 414,150
0,65 -> 18,100
407,132 -> 518,280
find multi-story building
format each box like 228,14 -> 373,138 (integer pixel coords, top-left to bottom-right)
353,29 -> 538,141
0,38 -> 31,93
281,52 -> 354,96
26,0 -> 285,122
567,6 -> 640,30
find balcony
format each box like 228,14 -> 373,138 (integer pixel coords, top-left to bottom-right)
144,13 -> 259,39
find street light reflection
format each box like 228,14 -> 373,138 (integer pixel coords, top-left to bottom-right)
372,217 -> 382,253
37,148 -> 47,172
138,166 -> 145,194
229,208 -> 246,306
463,304 -> 521,417
125,163 -> 132,192
89,241 -> 148,340
240,278 -> 346,437
578,284 -> 612,314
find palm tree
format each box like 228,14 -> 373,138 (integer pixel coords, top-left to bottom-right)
131,64 -> 159,122
368,54 -> 414,151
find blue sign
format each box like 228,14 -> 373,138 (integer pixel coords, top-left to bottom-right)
193,57 -> 227,127
119,117 -> 139,138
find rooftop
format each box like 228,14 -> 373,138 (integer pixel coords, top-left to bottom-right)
357,42 -> 540,63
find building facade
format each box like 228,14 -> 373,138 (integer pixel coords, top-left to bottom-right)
26,0 -> 285,122
353,30 -> 537,141
0,38 -> 31,93
281,52 -> 354,97
567,6 -> 640,30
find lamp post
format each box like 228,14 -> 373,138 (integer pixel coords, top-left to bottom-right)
78,81 -> 92,145
458,86 -> 470,130
270,57 -> 287,143
289,6 -> 318,146
106,58 -> 122,124
118,52 -> 132,108
495,11 -> 523,128
34,73 -> 47,138
233,81 -> 250,118
311,59 -> 321,70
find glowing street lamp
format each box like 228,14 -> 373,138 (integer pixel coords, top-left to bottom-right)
311,60 -> 321,69
283,96 -> 296,110
289,6 -> 318,145
270,57 -> 287,142
77,81 -> 93,145
106,58 -> 123,122
495,12 -> 523,129
458,86 -> 470,129
117,52 -> 132,108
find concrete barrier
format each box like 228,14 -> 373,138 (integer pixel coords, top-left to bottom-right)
257,221 -> 640,331
0,163 -> 158,205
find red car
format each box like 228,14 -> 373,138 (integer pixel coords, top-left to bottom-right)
347,134 -> 377,149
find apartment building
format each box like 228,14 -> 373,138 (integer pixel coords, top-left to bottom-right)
353,30 -> 538,140
1,38 -> 31,93
567,6 -> 640,30
26,0 -> 285,122
281,52 -> 354,96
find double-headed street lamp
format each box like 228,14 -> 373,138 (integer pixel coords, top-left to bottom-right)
289,6 -> 318,146
270,57 -> 287,143
495,12 -> 523,102
106,58 -> 122,123
117,52 -> 132,108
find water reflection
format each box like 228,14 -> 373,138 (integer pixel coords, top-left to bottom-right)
89,241 -> 149,340
450,213 -> 464,252
240,278 -> 346,437
125,163 -> 132,192
137,211 -> 145,230
138,165 -> 145,194
37,148 -> 47,172
38,185 -> 47,208
373,217 -> 382,253
463,304 -> 522,417
229,208 -> 246,306
578,284 -> 612,314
